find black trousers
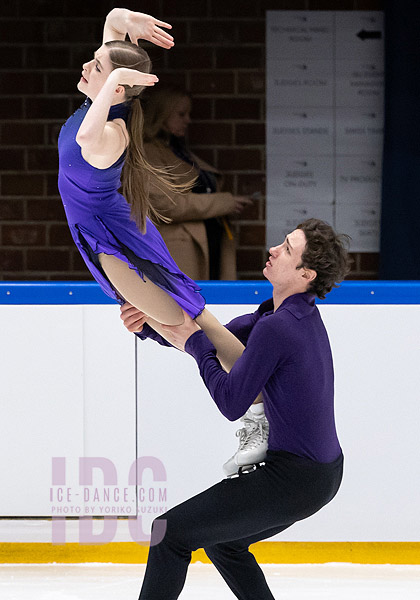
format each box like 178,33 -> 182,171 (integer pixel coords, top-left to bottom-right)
138,450 -> 344,600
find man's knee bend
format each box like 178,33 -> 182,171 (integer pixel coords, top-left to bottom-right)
204,541 -> 247,561
204,545 -> 217,562
150,516 -> 167,547
150,513 -> 190,550
204,543 -> 229,562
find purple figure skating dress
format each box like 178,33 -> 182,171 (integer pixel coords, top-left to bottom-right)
58,98 -> 205,317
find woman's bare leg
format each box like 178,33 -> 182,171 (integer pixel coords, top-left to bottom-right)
99,253 -> 184,325
100,252 -> 262,403
196,309 -> 245,372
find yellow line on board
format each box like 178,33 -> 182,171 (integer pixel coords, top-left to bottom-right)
1,542 -> 420,564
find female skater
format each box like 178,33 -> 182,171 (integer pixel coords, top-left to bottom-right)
58,7 -> 247,372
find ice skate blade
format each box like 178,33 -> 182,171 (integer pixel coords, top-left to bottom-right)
225,462 -> 265,479
236,448 -> 268,466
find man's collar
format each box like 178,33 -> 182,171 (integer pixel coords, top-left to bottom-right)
279,293 -> 316,319
259,293 -> 315,320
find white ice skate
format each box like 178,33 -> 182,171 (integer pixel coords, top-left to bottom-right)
223,408 -> 269,477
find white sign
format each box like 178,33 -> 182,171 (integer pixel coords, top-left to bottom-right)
266,11 -> 384,252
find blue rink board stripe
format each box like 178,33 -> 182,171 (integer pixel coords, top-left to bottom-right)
0,281 -> 419,305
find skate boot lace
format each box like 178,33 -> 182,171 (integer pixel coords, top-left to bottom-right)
236,417 -> 269,451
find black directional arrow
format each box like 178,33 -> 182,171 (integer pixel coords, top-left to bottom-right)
361,16 -> 377,24
362,160 -> 377,167
357,29 -> 382,41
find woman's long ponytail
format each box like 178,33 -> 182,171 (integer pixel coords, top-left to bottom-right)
106,40 -> 194,233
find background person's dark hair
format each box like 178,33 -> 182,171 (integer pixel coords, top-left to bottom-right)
296,218 -> 352,299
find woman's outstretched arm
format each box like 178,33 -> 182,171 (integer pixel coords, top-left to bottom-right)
76,67 -> 157,165
102,8 -> 174,48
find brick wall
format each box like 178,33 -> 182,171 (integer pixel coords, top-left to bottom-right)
0,0 -> 383,282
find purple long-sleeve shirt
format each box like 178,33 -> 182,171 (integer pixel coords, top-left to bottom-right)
137,292 -> 342,463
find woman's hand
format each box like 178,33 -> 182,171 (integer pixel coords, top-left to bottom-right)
120,302 -> 148,333
105,8 -> 174,49
161,311 -> 201,351
126,11 -> 174,49
109,67 -> 159,88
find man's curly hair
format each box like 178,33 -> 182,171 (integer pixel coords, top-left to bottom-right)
296,219 -> 352,299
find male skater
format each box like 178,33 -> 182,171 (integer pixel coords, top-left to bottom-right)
121,218 -> 351,600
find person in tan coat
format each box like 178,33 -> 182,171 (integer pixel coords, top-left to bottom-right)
143,86 -> 252,280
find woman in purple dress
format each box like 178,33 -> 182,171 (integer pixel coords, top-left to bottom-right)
58,7 -> 248,370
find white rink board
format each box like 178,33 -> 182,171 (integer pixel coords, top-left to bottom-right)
0,304 -> 136,517
0,301 -> 419,541
136,303 -> 420,542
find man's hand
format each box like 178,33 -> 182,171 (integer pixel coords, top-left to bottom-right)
120,302 -> 147,333
161,311 -> 201,351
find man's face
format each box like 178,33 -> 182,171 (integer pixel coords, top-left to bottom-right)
263,228 -> 308,289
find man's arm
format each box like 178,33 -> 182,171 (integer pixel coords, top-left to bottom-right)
120,302 -> 266,348
120,303 -> 174,347
122,303 -> 283,419
185,319 -> 281,421
224,298 -> 273,345
163,314 -> 284,421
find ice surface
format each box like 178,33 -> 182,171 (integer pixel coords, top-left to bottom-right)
1,563 -> 420,600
